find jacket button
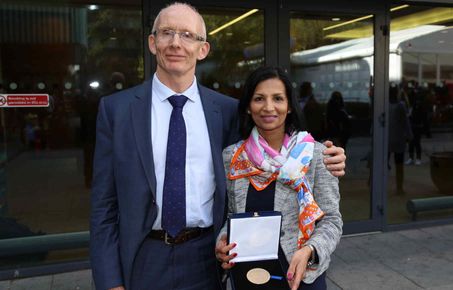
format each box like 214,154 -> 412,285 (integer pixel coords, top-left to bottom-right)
152,199 -> 156,204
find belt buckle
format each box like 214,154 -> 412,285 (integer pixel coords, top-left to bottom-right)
164,231 -> 173,245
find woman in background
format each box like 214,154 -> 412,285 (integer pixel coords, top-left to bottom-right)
388,84 -> 412,194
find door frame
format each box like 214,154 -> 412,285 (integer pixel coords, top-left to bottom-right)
279,0 -> 390,234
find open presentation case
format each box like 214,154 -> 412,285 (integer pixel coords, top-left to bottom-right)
227,211 -> 290,290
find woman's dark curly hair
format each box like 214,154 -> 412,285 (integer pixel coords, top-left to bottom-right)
238,66 -> 305,139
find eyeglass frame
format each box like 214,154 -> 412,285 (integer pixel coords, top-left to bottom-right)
152,28 -> 206,43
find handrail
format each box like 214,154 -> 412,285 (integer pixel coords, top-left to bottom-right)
0,231 -> 89,257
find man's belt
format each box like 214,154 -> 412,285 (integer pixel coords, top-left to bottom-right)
149,226 -> 213,245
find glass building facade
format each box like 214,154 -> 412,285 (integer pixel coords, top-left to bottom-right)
0,0 -> 452,279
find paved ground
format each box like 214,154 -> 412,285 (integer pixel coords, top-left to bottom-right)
1,223 -> 453,290
327,223 -> 453,290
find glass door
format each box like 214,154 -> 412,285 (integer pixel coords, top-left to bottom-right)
387,4 -> 453,224
0,0 -> 143,269
286,1 -> 387,234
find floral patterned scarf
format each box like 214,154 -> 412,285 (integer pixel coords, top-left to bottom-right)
228,127 -> 324,248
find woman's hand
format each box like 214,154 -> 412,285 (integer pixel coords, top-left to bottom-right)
215,234 -> 237,270
286,246 -> 312,290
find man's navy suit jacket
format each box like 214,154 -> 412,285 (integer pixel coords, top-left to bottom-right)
90,79 -> 239,290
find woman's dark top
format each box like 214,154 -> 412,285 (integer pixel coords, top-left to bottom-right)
244,179 -> 326,290
245,180 -> 276,212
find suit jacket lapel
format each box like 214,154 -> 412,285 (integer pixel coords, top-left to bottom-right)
199,85 -> 227,231
130,82 -> 222,202
198,85 -> 222,151
130,80 -> 157,198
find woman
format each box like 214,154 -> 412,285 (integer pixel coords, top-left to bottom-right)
388,85 -> 412,194
215,66 -> 342,290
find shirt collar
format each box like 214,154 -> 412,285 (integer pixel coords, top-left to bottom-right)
152,73 -> 199,103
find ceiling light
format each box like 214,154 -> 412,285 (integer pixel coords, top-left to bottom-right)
88,5 -> 99,11
390,5 -> 409,12
89,81 -> 100,89
325,7 -> 453,39
323,15 -> 373,31
9,83 -> 18,90
331,18 -> 341,21
323,4 -> 410,34
209,9 -> 259,35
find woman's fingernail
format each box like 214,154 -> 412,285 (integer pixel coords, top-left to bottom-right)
233,253 -> 238,257
233,243 -> 237,248
287,272 -> 293,281
230,262 -> 235,266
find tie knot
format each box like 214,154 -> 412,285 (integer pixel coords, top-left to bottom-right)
168,95 -> 188,109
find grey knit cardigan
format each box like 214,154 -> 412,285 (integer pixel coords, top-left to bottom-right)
218,141 -> 343,283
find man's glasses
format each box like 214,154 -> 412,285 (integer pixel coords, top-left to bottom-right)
153,29 -> 205,44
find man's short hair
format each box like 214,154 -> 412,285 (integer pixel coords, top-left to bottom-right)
151,2 -> 207,40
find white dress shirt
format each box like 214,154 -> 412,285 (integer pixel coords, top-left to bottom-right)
151,74 -> 215,229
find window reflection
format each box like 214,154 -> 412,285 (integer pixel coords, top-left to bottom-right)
198,8 -> 264,99
0,1 -> 143,268
290,13 -> 374,222
388,5 -> 453,223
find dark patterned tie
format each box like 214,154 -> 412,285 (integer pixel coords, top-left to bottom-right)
162,95 -> 188,237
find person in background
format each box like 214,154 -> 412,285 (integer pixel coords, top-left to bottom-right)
388,85 -> 412,194
406,83 -> 428,165
298,81 -> 312,111
326,91 -> 351,149
215,66 -> 342,290
299,82 -> 324,140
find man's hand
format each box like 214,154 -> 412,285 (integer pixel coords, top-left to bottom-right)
322,140 -> 346,177
109,287 -> 125,290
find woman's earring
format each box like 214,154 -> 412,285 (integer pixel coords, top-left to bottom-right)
288,110 -> 292,113
247,110 -> 251,114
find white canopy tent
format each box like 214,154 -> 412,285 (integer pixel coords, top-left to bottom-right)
291,25 -> 453,91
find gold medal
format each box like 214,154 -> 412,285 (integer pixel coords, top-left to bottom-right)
246,268 -> 271,285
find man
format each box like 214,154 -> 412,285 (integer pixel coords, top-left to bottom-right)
90,3 -> 346,290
